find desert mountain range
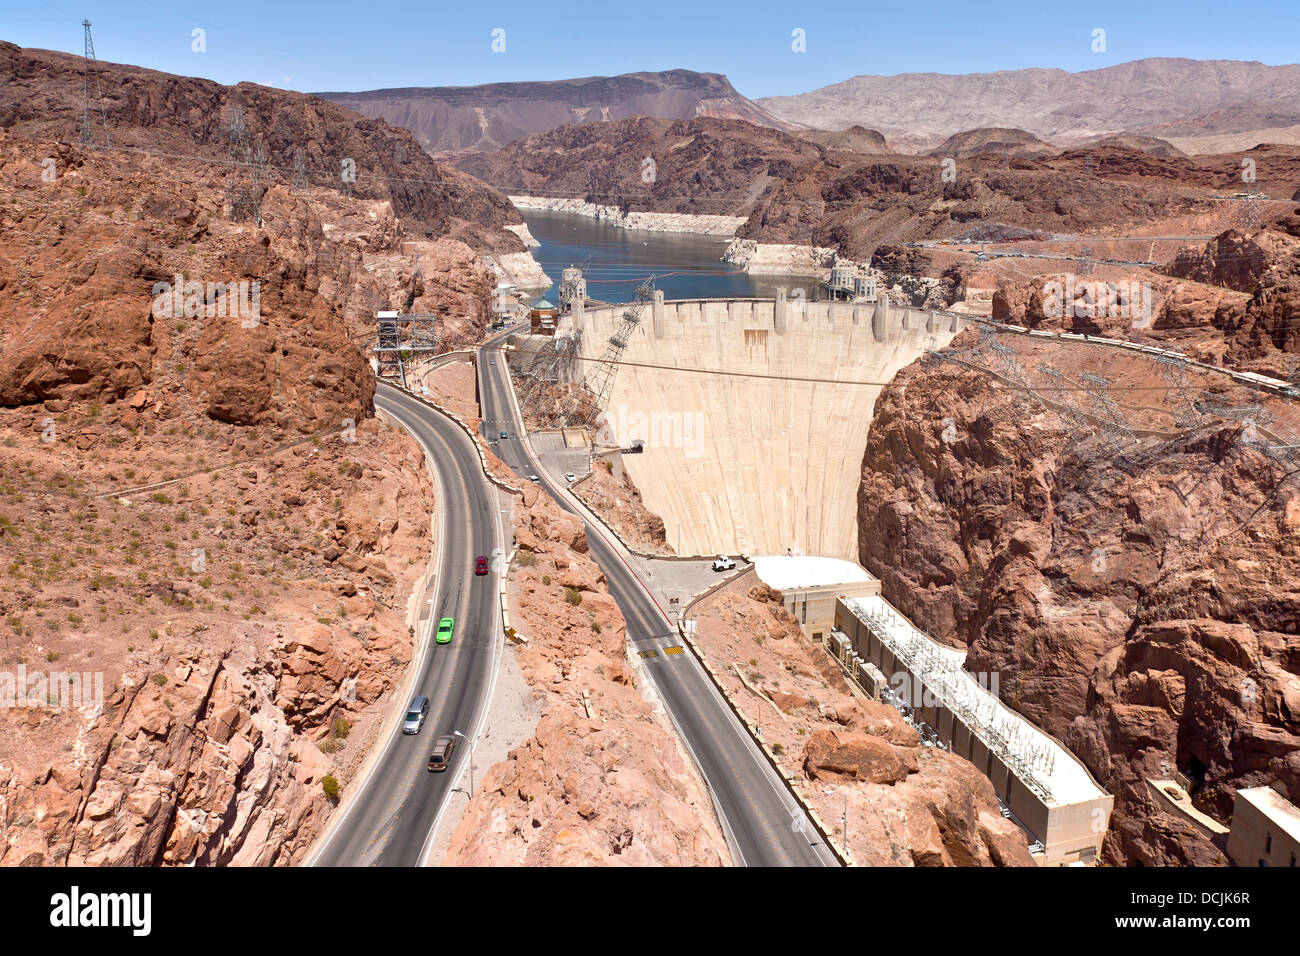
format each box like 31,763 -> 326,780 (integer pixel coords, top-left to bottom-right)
316,70 -> 793,157
758,58 -> 1300,154
321,59 -> 1300,160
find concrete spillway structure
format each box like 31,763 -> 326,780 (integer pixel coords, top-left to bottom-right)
565,296 -> 959,558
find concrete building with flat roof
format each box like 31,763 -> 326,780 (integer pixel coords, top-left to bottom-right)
1226,786 -> 1300,868
751,554 -> 880,638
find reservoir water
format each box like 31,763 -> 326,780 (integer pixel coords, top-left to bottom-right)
520,209 -> 821,305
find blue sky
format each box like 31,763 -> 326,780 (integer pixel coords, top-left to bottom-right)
3,0 -> 1297,99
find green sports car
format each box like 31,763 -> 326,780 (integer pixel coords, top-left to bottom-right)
436,617 -> 455,645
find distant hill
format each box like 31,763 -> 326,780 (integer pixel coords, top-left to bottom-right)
454,116 -> 823,215
923,127 -> 1058,159
1079,133 -> 1187,159
758,58 -> 1300,153
317,70 -> 796,156
794,125 -> 892,153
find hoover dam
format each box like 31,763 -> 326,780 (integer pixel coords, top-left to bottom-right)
563,294 -> 962,558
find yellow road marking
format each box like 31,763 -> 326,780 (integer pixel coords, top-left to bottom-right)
663,646 -> 684,655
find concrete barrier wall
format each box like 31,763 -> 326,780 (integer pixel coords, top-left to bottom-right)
567,298 -> 955,559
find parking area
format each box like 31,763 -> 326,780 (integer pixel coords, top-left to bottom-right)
626,555 -> 751,623
529,429 -> 592,484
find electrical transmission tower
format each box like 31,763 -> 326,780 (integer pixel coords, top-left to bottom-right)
374,310 -> 438,388
561,277 -> 655,427
1080,371 -> 1137,448
1078,246 -> 1096,276
1150,354 -> 1204,429
79,20 -> 111,147
223,104 -> 267,227
517,329 -> 584,426
1037,364 -> 1095,438
292,148 -> 309,196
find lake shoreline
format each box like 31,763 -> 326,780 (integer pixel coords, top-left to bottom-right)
509,195 -> 748,238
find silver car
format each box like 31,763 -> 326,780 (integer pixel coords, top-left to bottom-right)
402,695 -> 429,735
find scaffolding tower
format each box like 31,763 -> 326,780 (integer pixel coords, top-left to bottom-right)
374,311 -> 438,388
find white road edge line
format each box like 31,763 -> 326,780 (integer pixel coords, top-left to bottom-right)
416,354 -> 508,867
303,391 -> 448,867
490,351 -> 754,865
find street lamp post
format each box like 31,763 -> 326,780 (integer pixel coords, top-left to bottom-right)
452,730 -> 474,796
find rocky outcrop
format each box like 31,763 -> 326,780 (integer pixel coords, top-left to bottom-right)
0,58 -> 459,866
0,40 -> 526,253
573,460 -> 675,556
457,116 -> 825,221
0,421 -> 434,866
856,339 -> 1300,865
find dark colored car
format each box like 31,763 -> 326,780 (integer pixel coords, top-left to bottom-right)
427,735 -> 457,772
475,555 -> 489,575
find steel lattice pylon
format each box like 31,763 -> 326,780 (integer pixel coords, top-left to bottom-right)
376,313 -> 404,386
1080,371 -> 1137,448
1150,354 -> 1205,429
562,276 -> 655,427
79,20 -> 111,147
223,104 -> 267,227
517,328 -> 583,424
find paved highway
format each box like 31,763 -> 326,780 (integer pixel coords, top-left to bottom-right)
308,382 -> 501,867
478,325 -> 837,867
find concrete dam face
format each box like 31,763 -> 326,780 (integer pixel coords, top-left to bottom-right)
567,295 -> 959,559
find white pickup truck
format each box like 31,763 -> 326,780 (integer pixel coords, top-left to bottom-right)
711,555 -> 736,572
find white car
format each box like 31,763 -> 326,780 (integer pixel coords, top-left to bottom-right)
712,555 -> 736,572
564,472 -> 577,482
527,474 -> 540,482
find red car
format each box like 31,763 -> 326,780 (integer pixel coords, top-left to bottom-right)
475,555 -> 489,576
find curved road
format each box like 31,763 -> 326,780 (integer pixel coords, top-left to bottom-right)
309,382 -> 501,867
478,325 -> 837,867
